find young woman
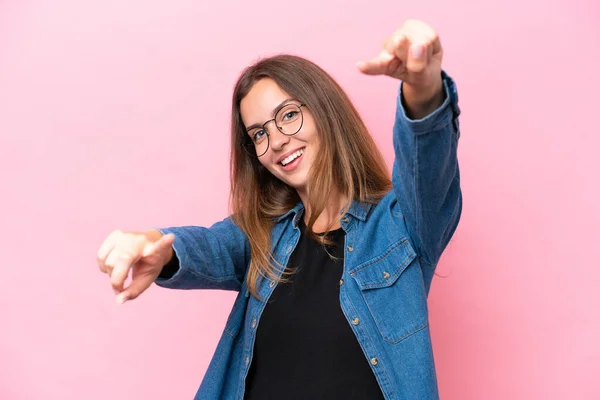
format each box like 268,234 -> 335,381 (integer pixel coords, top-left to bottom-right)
97,19 -> 462,400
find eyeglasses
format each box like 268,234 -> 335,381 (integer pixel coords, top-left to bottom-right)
242,103 -> 306,157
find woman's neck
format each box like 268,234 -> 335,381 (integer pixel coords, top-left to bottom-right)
298,187 -> 348,233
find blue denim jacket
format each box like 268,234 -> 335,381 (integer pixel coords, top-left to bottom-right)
156,72 -> 461,400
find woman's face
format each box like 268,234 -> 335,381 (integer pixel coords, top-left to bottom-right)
240,78 -> 319,195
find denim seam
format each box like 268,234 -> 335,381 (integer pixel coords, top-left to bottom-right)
419,256 -> 436,269
387,321 -> 429,344
350,238 -> 409,274
408,117 -> 451,136
155,254 -> 193,287
412,115 -> 452,135
351,224 -> 357,256
223,328 -> 243,346
399,76 -> 454,135
360,283 -> 429,344
186,268 -> 238,283
414,132 -> 423,265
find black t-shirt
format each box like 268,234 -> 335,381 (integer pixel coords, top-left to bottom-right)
244,220 -> 384,399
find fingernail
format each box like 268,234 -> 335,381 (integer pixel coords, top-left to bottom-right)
411,44 -> 424,59
116,295 -> 127,305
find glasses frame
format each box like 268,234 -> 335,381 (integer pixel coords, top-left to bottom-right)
242,103 -> 306,158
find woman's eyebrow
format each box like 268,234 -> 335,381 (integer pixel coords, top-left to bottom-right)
245,98 -> 294,131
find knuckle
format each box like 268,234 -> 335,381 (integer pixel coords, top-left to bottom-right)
104,252 -> 116,267
127,290 -> 141,300
107,229 -> 123,242
104,256 -> 115,269
133,234 -> 148,249
118,253 -> 133,262
111,276 -> 123,290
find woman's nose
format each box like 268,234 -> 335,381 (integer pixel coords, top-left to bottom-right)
268,123 -> 290,151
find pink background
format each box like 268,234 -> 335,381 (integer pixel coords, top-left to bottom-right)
1,0 -> 599,399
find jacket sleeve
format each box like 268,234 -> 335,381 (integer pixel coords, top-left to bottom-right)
153,216 -> 251,292
392,71 -> 463,268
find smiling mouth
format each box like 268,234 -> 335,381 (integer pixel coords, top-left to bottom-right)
280,148 -> 304,166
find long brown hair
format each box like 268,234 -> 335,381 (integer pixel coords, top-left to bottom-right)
230,54 -> 392,298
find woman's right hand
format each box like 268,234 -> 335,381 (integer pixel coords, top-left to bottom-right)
97,229 -> 175,304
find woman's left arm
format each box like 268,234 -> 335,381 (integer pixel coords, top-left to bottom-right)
358,20 -> 462,268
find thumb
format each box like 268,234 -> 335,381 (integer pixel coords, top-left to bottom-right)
142,232 -> 175,258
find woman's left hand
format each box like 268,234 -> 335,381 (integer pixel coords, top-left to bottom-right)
357,20 -> 445,118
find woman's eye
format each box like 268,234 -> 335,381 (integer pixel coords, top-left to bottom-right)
283,111 -> 297,120
253,130 -> 266,142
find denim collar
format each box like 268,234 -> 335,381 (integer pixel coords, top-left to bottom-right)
275,200 -> 373,227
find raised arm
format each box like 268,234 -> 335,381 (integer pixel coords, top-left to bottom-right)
392,72 -> 461,268
358,20 -> 462,268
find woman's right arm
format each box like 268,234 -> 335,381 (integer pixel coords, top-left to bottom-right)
97,216 -> 250,303
154,217 -> 250,291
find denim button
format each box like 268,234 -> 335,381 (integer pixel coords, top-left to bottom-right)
269,280 -> 275,288
383,271 -> 390,279
245,357 -> 250,366
371,357 -> 378,366
342,217 -> 349,223
347,246 -> 354,252
352,317 -> 360,325
286,245 -> 292,253
252,318 -> 257,329
339,279 -> 344,286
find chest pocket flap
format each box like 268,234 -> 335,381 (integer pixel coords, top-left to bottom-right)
349,238 -> 417,290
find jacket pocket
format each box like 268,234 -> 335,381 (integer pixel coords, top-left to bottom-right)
349,238 -> 428,343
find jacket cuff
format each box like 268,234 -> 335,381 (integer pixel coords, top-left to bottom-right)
397,70 -> 460,135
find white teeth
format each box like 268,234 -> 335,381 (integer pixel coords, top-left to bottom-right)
281,149 -> 304,166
